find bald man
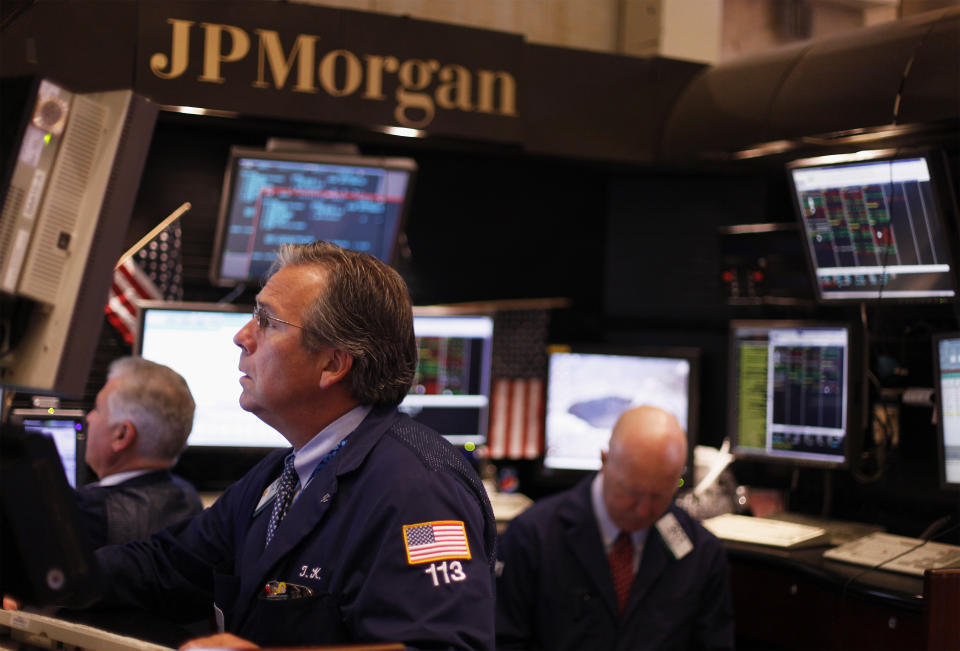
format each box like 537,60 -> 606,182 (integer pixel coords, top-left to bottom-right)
496,406 -> 734,650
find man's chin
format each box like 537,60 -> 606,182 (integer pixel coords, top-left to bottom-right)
238,393 -> 256,414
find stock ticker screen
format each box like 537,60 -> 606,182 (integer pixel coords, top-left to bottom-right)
730,323 -> 850,466
790,156 -> 956,301
213,152 -> 414,285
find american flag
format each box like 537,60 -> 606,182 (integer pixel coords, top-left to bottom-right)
403,521 -> 471,565
487,309 -> 549,459
104,217 -> 184,345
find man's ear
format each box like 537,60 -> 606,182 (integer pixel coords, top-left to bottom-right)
600,450 -> 608,469
318,348 -> 354,390
112,421 -> 137,453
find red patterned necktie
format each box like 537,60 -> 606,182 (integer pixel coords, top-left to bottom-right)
609,531 -> 633,613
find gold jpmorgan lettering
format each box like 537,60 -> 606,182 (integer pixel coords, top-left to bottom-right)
254,29 -> 319,92
199,22 -> 251,84
150,18 -> 519,128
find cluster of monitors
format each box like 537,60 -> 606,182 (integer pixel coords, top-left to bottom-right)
131,312 -> 960,491
135,303 -> 494,449
205,147 -> 960,302
14,316 -> 960,492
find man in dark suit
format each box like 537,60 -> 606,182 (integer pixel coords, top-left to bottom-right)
78,356 -> 203,548
496,405 -> 734,650
92,242 -> 496,650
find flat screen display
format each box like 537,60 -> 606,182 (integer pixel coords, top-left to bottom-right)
12,408 -> 86,488
789,152 -> 958,301
933,334 -> 960,489
136,302 -> 493,449
729,321 -> 853,467
210,147 -> 416,286
400,315 -> 494,448
543,348 -> 698,473
136,302 -> 285,448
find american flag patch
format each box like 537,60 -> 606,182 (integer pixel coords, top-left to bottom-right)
402,521 -> 471,565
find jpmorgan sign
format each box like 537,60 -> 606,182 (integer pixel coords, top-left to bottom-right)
137,3 -> 523,139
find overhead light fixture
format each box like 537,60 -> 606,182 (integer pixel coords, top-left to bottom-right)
790,149 -> 897,167
159,105 -> 240,118
731,140 -> 796,160
374,125 -> 427,138
802,123 -> 920,146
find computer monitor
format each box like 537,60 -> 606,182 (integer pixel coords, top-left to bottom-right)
209,147 -> 416,286
400,314 -> 494,448
933,333 -> 960,490
728,321 -> 857,467
11,408 -> 87,488
0,422 -> 101,608
543,346 -> 699,481
136,302 -> 494,450
135,301 -> 286,449
787,150 -> 960,302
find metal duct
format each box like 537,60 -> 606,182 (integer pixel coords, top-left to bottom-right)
660,7 -> 960,162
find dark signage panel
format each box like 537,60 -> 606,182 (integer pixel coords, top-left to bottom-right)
135,2 -> 524,142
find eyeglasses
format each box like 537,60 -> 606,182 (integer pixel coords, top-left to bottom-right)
253,304 -> 305,331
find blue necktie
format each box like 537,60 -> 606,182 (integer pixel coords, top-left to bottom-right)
264,454 -> 298,549
263,438 -> 349,549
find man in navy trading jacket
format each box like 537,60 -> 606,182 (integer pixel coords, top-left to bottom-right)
495,405 -> 733,650
93,241 -> 497,649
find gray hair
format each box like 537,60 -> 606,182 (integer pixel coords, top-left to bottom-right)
268,241 -> 417,407
106,356 -> 195,461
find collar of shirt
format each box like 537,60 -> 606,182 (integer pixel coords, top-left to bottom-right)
89,468 -> 158,488
292,404 -> 372,490
591,472 -> 648,573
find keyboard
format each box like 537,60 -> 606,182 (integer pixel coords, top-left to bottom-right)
488,491 -> 534,522
823,532 -> 960,577
703,513 -> 831,549
0,609 -> 173,650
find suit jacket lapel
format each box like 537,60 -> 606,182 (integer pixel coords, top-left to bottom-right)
558,477 -> 621,617
236,407 -> 399,608
241,470 -> 338,597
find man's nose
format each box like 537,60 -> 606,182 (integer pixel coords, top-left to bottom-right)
234,318 -> 256,352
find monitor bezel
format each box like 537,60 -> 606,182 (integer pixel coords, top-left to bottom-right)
208,146 -> 418,287
727,319 -> 863,470
9,408 -> 87,488
932,332 -> 960,491
786,148 -> 960,304
540,344 -> 701,489
406,313 -> 495,449
133,300 -> 288,455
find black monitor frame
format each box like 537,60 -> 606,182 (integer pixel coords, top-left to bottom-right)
540,344 -> 700,490
787,148 -> 960,303
209,146 -> 417,287
402,313 -> 495,449
134,300 -> 287,451
0,422 -> 101,607
10,407 -> 88,488
932,332 -> 960,491
727,320 -> 864,470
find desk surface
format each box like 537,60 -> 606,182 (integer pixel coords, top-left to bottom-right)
722,539 -> 925,610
